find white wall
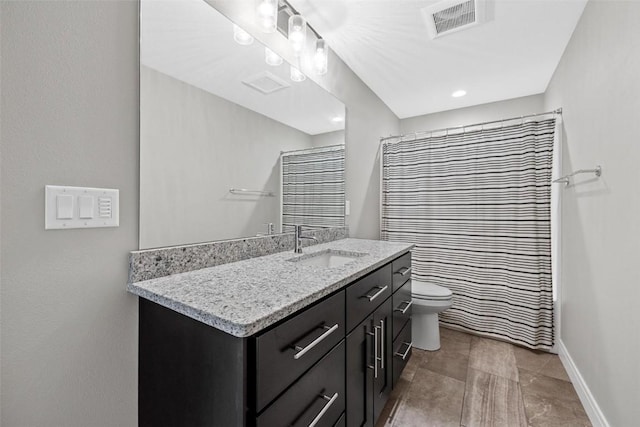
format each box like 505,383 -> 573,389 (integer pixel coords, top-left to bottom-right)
544,1 -> 640,425
140,66 -> 313,248
0,1 -> 139,426
400,94 -> 545,134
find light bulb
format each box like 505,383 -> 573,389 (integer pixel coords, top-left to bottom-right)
233,24 -> 254,46
265,47 -> 283,66
290,65 -> 306,82
288,15 -> 307,57
314,39 -> 328,75
256,0 -> 278,33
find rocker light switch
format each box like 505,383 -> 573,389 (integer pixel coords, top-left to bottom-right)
56,195 -> 74,219
78,195 -> 94,219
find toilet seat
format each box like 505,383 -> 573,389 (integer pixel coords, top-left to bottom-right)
412,281 -> 452,300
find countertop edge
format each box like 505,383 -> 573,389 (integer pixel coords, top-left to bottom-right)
128,241 -> 413,338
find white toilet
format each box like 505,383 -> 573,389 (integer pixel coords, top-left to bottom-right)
411,281 -> 453,351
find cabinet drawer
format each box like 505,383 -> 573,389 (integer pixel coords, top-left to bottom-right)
392,279 -> 412,341
334,412 -> 346,427
257,341 -> 346,427
391,252 -> 411,292
346,264 -> 392,332
256,291 -> 345,411
392,320 -> 412,389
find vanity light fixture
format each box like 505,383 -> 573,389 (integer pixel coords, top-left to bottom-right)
290,65 -> 306,82
288,14 -> 307,57
256,0 -> 278,33
233,24 -> 254,46
452,89 -> 467,98
314,39 -> 328,75
265,47 -> 283,66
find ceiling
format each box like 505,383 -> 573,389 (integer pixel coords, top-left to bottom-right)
141,0 -> 345,135
288,0 -> 587,119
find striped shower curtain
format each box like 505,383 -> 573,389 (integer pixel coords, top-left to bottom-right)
281,145 -> 345,233
381,119 -> 555,350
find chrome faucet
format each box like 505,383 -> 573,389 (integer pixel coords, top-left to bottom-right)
294,225 -> 317,253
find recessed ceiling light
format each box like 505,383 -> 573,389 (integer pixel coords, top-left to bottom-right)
331,116 -> 344,123
452,90 -> 467,98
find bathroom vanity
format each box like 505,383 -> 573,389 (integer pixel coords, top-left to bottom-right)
128,239 -> 413,427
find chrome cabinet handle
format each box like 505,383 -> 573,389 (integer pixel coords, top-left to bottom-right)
373,325 -> 380,379
394,300 -> 413,314
396,267 -> 412,276
362,285 -> 388,302
308,392 -> 339,427
394,341 -> 413,361
293,324 -> 339,360
379,319 -> 385,370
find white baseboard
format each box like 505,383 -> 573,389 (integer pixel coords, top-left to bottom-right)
557,340 -> 609,427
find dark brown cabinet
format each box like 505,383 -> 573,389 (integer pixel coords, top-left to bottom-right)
346,299 -> 393,427
138,251 -> 411,427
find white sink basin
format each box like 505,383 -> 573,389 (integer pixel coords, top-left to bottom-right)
287,249 -> 368,268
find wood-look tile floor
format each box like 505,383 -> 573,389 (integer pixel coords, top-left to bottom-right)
375,327 -> 592,427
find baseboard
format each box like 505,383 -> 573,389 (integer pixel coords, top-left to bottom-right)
557,340 -> 610,427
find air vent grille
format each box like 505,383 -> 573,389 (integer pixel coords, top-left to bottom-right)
242,71 -> 290,95
433,0 -> 476,34
421,0 -> 486,40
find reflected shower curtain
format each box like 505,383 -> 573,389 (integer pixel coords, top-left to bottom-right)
381,119 -> 555,350
281,145 -> 345,232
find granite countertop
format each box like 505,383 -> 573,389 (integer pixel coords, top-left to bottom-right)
127,238 -> 413,337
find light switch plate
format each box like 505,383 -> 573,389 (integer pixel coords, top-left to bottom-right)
45,185 -> 119,230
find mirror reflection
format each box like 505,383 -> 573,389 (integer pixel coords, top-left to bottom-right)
140,0 -> 346,249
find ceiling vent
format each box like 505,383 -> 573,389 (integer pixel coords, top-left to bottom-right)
242,71 -> 291,95
421,0 -> 486,40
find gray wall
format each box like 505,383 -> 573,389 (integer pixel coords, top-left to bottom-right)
140,65 -> 313,248
400,94 -> 545,134
544,1 -> 640,425
311,130 -> 345,148
1,1 -> 139,426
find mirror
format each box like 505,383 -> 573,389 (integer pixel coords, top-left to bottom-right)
140,0 -> 346,249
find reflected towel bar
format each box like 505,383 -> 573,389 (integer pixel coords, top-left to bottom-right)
229,188 -> 275,197
553,166 -> 602,186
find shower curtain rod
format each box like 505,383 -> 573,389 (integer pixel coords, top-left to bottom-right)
380,108 -> 562,143
280,143 -> 345,155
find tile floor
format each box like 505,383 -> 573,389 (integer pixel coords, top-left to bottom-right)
375,327 -> 591,427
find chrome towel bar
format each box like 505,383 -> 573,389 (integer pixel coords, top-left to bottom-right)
553,165 -> 601,186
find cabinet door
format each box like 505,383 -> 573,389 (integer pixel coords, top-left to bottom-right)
372,298 -> 393,422
346,316 -> 374,427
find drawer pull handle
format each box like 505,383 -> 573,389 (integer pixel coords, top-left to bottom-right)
394,300 -> 413,314
293,324 -> 339,360
396,267 -> 412,277
394,341 -> 413,361
308,392 -> 339,427
362,285 -> 388,302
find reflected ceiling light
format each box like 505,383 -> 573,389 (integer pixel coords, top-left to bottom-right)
452,89 -> 467,97
233,24 -> 254,46
265,47 -> 283,66
256,0 -> 278,33
288,15 -> 307,57
290,65 -> 306,82
314,39 -> 328,75
331,116 -> 343,123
